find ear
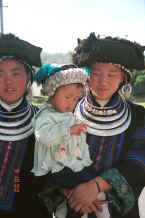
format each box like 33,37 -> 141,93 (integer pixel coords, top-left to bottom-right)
87,76 -> 91,87
27,81 -> 31,89
121,72 -> 125,83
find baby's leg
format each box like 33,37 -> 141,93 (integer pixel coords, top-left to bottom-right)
94,192 -> 110,218
138,187 -> 145,218
55,200 -> 67,218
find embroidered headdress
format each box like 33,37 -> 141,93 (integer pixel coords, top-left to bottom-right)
34,64 -> 88,98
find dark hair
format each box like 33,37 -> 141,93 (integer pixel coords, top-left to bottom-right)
74,83 -> 83,88
53,64 -> 78,73
56,83 -> 83,91
22,61 -> 34,84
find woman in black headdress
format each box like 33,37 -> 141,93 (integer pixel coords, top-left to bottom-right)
63,33 -> 145,218
0,38 -> 52,217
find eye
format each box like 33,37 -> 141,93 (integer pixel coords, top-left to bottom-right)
108,74 -> 116,77
91,72 -> 100,77
0,71 -> 4,77
12,72 -> 22,76
65,96 -> 71,99
73,97 -> 78,101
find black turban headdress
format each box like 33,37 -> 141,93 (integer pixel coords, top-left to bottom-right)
72,32 -> 145,71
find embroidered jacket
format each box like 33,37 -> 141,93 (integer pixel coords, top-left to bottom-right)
0,98 -> 52,218
75,93 -> 145,218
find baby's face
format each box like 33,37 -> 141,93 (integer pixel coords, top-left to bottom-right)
52,84 -> 83,112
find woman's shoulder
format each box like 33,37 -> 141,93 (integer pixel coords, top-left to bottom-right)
127,100 -> 145,114
127,100 -> 145,126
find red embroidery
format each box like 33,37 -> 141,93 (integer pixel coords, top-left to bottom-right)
60,147 -> 66,151
0,141 -> 12,184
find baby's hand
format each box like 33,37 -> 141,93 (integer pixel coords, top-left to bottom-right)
70,123 -> 87,136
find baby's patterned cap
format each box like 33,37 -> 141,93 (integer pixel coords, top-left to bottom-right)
34,64 -> 88,97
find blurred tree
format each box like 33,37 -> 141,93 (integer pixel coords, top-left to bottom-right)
132,70 -> 145,96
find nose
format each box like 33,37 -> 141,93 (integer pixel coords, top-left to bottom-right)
5,77 -> 13,85
4,73 -> 13,84
99,75 -> 108,85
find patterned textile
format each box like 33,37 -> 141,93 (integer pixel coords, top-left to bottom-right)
74,93 -> 131,136
34,64 -> 88,97
0,139 -> 28,210
0,98 -> 38,211
101,168 -> 135,215
0,99 -> 37,141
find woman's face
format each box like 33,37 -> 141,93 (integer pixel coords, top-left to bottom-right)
88,63 -> 124,101
0,59 -> 28,104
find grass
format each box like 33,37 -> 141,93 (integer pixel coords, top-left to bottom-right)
135,102 -> 145,107
133,97 -> 145,107
28,96 -> 47,107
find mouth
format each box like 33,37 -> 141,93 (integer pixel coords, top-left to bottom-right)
97,88 -> 109,91
5,88 -> 16,93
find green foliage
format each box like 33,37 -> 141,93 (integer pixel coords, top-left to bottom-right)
28,96 -> 46,107
132,70 -> 145,96
137,102 -> 145,107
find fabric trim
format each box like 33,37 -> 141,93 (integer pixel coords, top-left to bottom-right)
101,168 -> 135,215
75,95 -> 131,136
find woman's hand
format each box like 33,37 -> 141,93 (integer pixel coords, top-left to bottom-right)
67,177 -> 112,214
68,180 -> 99,210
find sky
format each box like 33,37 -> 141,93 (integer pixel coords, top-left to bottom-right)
1,0 -> 145,53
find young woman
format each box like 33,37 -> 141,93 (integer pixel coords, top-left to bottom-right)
66,33 -> 145,218
0,56 -> 52,218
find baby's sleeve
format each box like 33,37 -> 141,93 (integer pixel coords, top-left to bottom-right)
31,139 -> 53,176
33,110 -> 72,147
